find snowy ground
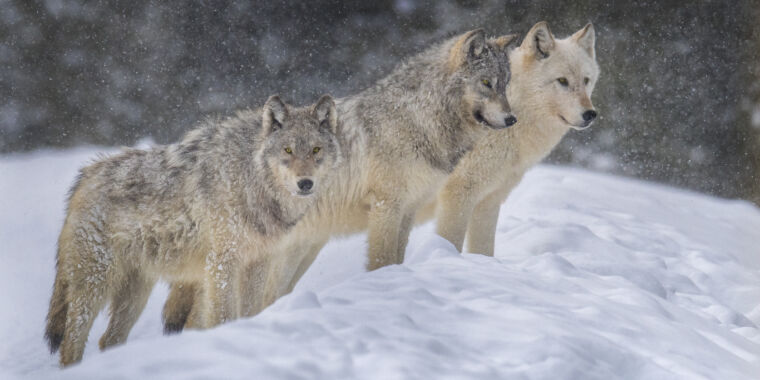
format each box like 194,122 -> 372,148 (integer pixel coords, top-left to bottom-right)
1,146 -> 759,379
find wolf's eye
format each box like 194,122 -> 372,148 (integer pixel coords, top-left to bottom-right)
284,147 -> 292,154
313,147 -> 321,154
584,77 -> 590,85
557,77 -> 569,87
481,79 -> 492,88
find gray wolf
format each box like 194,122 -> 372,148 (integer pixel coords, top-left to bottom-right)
427,22 -> 600,254
44,94 -> 342,367
162,29 -> 519,331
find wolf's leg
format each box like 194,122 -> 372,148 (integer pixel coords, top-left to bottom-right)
414,200 -> 437,224
396,208 -> 416,264
184,284 -> 206,329
59,264 -> 109,367
99,269 -> 155,350
203,250 -> 240,326
367,197 -> 404,271
435,182 -> 477,252
283,238 -> 329,294
162,282 -> 198,334
238,258 -> 268,318
465,181 -> 515,256
250,238 -> 327,314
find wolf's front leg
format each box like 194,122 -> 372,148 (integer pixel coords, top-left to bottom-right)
238,257 -> 269,318
367,197 -> 404,271
203,251 -> 240,326
465,184 -> 512,256
435,184 -> 477,252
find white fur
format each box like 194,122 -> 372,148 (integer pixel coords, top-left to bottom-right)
429,22 -> 601,254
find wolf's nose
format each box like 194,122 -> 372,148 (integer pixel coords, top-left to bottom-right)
582,110 -> 597,122
297,179 -> 313,191
504,115 -> 517,127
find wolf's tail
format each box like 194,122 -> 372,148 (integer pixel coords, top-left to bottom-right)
45,258 -> 68,353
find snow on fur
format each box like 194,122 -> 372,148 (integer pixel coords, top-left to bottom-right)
1,148 -> 759,379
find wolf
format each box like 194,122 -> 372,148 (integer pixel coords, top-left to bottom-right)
44,94 -> 342,367
162,29 -> 520,331
426,22 -> 600,254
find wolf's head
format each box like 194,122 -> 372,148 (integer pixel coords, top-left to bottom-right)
510,22 -> 600,130
448,29 -> 519,130
259,94 -> 341,197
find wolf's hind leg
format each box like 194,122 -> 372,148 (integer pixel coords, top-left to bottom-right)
162,282 -> 198,334
99,268 -> 155,350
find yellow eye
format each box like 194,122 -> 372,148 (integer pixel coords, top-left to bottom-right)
584,77 -> 590,85
557,77 -> 569,86
313,147 -> 321,154
481,79 -> 492,88
284,147 -> 292,154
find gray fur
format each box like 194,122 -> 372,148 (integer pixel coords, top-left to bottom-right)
350,30 -> 515,173
167,30 -> 520,335
44,95 -> 342,367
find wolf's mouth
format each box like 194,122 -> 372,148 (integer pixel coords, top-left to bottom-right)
296,190 -> 314,197
559,115 -> 591,131
474,110 -> 493,128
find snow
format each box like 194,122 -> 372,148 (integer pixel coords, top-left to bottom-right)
1,147 -> 759,379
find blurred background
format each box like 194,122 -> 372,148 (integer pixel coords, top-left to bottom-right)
1,0 -> 759,203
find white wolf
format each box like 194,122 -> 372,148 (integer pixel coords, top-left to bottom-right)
428,21 -> 600,255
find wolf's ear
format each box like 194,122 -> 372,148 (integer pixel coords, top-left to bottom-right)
572,23 -> 595,59
464,29 -> 487,60
448,29 -> 486,71
523,21 -> 555,59
262,95 -> 287,136
313,94 -> 337,134
489,34 -> 519,52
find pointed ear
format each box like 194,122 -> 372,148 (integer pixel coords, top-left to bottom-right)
522,21 -> 555,59
572,23 -> 596,59
448,29 -> 486,72
313,94 -> 337,134
262,95 -> 287,136
489,34 -> 519,52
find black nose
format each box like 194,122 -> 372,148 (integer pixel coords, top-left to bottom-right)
504,115 -> 517,127
297,179 -> 313,191
582,110 -> 597,122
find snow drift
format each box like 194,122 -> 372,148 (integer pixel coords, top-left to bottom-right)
1,147 -> 758,379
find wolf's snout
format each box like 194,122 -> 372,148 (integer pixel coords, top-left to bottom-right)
297,179 -> 313,191
582,110 -> 597,123
504,115 -> 517,127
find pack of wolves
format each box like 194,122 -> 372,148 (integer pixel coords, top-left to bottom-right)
45,21 -> 599,367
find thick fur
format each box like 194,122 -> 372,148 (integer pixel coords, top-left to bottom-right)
162,30 -> 519,330
424,22 -> 600,254
44,95 -> 342,367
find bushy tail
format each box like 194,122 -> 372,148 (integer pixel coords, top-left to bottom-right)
44,263 -> 68,353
